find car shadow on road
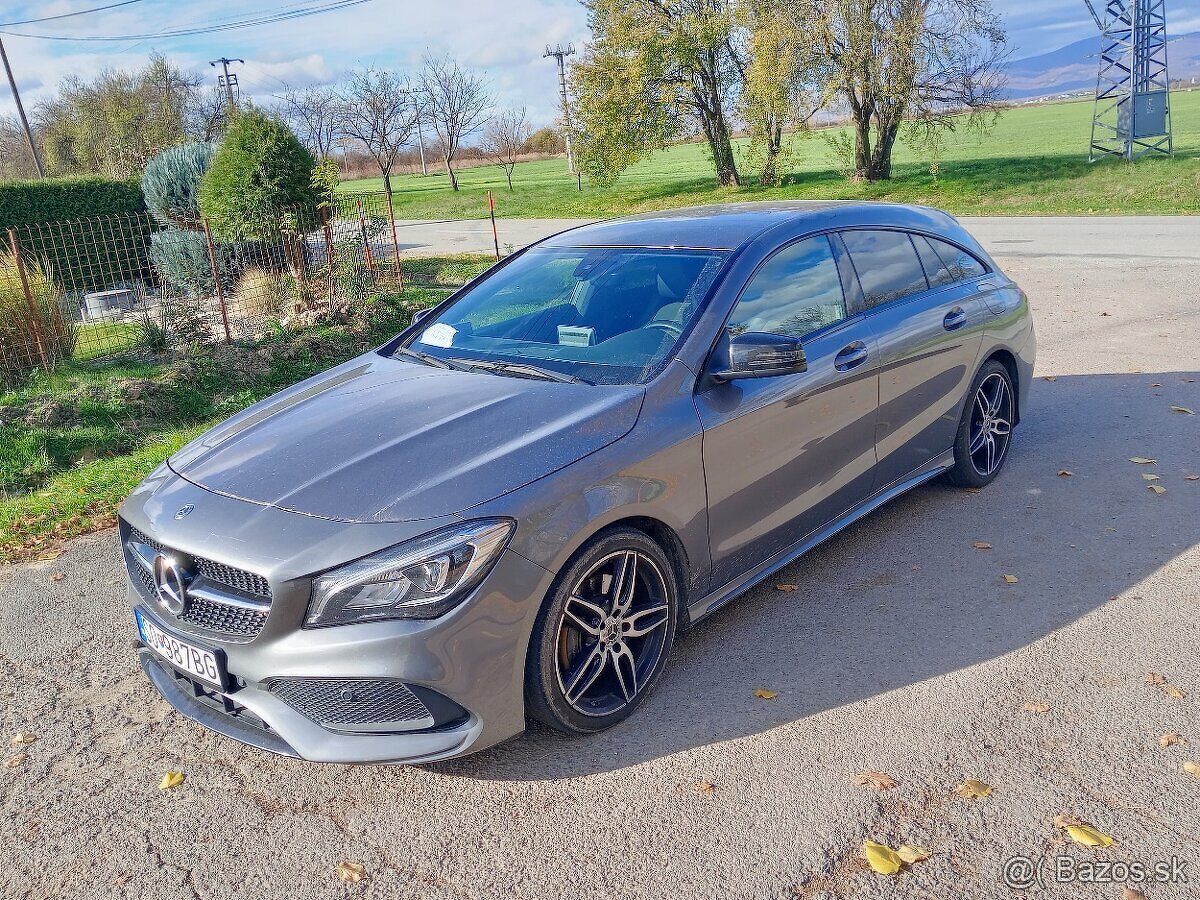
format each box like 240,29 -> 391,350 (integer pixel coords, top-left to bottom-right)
431,370 -> 1200,781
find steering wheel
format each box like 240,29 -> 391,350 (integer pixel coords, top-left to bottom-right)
643,320 -> 683,338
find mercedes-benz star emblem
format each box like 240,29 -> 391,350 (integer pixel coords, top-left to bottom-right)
152,554 -> 191,616
174,504 -> 195,520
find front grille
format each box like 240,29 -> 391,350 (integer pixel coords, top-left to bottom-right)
125,525 -> 271,640
269,678 -> 433,732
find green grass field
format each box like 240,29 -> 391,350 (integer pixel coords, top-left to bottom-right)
343,93 -> 1200,218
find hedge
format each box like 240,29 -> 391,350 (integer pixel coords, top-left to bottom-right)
0,177 -> 146,228
0,177 -> 149,295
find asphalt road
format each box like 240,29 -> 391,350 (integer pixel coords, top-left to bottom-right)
2,217 -> 1199,900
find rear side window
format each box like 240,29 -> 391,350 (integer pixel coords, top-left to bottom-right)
729,235 -> 846,339
914,236 -> 958,288
841,230 -> 929,308
924,236 -> 988,282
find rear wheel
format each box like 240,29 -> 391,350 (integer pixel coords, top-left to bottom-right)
945,360 -> 1016,489
526,529 -> 678,734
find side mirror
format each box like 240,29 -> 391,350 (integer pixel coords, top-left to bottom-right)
710,331 -> 808,382
411,307 -> 435,326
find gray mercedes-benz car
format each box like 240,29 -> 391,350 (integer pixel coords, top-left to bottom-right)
121,201 -> 1034,763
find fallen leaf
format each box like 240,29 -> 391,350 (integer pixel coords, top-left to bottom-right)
1023,701 -> 1051,714
1065,823 -> 1115,848
1002,574 -> 1019,584
1142,473 -> 1161,481
1104,526 -> 1118,533
1165,685 -> 1187,700
1184,761 -> 1200,779
35,550 -> 62,561
1052,813 -> 1082,829
1170,406 -> 1195,415
4,752 -> 28,768
1160,732 -> 1187,747
1148,484 -> 1167,495
693,780 -> 716,794
1129,457 -> 1157,465
860,840 -> 902,875
1056,470 -> 1073,477
854,771 -> 897,790
896,845 -> 931,865
1041,375 -> 1057,381
775,583 -> 798,593
1123,888 -> 1149,900
972,541 -> 992,550
1145,672 -> 1166,685
110,873 -> 132,887
953,779 -> 993,799
1149,383 -> 1162,388
50,572 -> 65,583
1186,474 -> 1200,481
10,733 -> 35,746
158,771 -> 184,791
335,861 -> 367,884
754,688 -> 779,700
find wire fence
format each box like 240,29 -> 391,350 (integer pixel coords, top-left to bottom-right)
1,191 -> 408,387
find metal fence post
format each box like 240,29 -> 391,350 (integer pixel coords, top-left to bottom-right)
7,227 -> 50,370
201,218 -> 233,343
321,206 -> 335,309
385,188 -> 403,288
356,199 -> 375,271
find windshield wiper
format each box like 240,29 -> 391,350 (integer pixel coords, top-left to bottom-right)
447,358 -> 590,385
396,347 -> 473,372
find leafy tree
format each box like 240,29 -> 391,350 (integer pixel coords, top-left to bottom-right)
524,126 -> 566,156
37,54 -> 200,179
570,0 -> 743,187
198,110 -> 318,240
482,107 -> 532,190
789,0 -> 1008,181
141,142 -> 217,229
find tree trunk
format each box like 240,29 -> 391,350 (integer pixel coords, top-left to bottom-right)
383,172 -> 393,196
759,121 -> 783,187
695,69 -> 740,187
445,155 -> 459,191
852,114 -> 872,181
505,167 -> 514,190
865,117 -> 900,181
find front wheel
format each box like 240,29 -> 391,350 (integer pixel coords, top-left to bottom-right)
525,529 -> 678,734
945,360 -> 1016,489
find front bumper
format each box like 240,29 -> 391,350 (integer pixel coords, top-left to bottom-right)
122,471 -> 554,764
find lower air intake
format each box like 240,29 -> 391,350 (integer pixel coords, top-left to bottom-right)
268,678 -> 438,733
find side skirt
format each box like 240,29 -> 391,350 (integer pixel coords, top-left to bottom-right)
687,449 -> 955,624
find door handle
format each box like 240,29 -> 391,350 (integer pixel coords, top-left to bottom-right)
943,308 -> 968,331
834,342 -> 869,371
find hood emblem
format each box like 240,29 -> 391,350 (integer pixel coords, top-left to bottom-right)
152,554 -> 191,617
174,504 -> 195,520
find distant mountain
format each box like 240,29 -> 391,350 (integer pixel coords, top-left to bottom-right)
1002,31 -> 1200,100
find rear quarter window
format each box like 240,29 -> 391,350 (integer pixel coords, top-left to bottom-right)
841,230 -> 929,308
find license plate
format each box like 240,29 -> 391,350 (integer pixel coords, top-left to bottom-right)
135,608 -> 224,688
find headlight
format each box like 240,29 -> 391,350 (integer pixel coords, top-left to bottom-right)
305,519 -> 514,627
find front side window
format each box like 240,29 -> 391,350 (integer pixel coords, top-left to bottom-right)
399,247 -> 727,385
841,230 -> 929,308
728,236 -> 847,339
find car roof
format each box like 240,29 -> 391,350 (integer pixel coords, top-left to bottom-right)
537,201 -> 963,252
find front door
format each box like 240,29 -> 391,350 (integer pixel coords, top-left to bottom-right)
695,235 -> 880,590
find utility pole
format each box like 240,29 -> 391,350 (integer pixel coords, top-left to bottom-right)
209,57 -> 244,113
543,44 -> 576,176
0,36 -> 45,178
401,88 -> 428,176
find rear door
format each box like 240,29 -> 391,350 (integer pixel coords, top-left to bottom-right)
696,235 -> 879,589
840,230 -> 988,490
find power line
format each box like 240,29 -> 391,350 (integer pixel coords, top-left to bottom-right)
0,0 -> 374,41
0,0 -> 146,28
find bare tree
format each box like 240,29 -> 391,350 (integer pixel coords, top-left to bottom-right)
187,84 -> 231,142
0,115 -> 39,180
420,54 -> 492,191
338,67 -> 419,196
277,85 -> 341,158
482,107 -> 532,190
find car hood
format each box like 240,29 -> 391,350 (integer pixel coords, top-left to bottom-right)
168,354 -> 644,523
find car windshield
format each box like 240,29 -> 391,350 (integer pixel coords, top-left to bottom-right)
397,247 -> 728,385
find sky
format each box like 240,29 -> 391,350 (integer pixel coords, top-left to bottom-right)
2,0 -> 1200,126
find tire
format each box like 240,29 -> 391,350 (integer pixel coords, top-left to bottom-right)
525,528 -> 679,734
945,360 -> 1016,489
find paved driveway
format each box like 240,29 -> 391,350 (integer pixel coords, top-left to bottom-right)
1,218 -> 1198,899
